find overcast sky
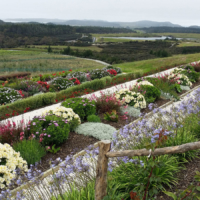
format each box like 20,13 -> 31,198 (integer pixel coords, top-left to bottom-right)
1,0 -> 200,26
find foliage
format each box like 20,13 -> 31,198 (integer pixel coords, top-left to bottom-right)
146,77 -> 180,100
0,87 -> 21,105
89,91 -> 122,114
87,114 -> 101,123
13,139 -> 46,166
49,77 -> 74,91
103,66 -> 122,74
0,143 -> 28,189
170,83 -> 182,93
0,120 -> 25,144
62,97 -> 96,121
75,122 -> 116,140
115,89 -> 146,108
164,171 -> 200,200
132,85 -> 161,103
67,71 -> 87,83
28,115 -> 70,146
14,80 -> 45,96
168,73 -> 192,87
104,110 -> 119,122
46,144 -> 61,154
90,69 -> 110,80
42,106 -> 81,131
110,155 -> 181,199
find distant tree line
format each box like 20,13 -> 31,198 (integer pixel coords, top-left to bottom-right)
0,23 -> 133,48
137,26 -> 200,33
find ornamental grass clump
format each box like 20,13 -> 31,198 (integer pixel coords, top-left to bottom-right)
115,89 -> 146,109
42,106 -> 81,131
13,139 -> 46,166
0,87 -> 22,105
0,143 -> 28,189
88,91 -> 122,114
28,114 -> 70,146
61,97 -> 96,121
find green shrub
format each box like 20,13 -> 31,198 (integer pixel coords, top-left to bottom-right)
13,139 -> 46,166
135,85 -> 161,103
146,77 -> 179,100
28,115 -> 70,146
90,79 -> 106,90
75,122 -> 116,140
170,83 -> 182,93
0,87 -> 22,105
181,70 -> 200,82
87,114 -> 101,122
90,69 -> 110,80
62,97 -> 96,121
50,77 -> 74,91
103,76 -> 112,86
110,155 -> 181,199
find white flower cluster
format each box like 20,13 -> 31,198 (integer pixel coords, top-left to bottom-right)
0,87 -> 21,106
115,89 -> 146,109
135,80 -> 153,87
168,73 -> 192,87
171,68 -> 185,74
42,106 -> 81,124
0,143 -> 28,189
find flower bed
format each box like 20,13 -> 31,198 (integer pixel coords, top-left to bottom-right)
1,74 -> 200,199
2,61 -> 198,121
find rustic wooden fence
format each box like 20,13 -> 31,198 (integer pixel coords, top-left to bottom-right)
95,140 -> 200,200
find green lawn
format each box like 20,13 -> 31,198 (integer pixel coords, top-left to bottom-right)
114,53 -> 200,73
0,50 -> 104,76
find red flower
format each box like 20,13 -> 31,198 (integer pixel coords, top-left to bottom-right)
69,69 -> 72,72
55,99 -> 58,102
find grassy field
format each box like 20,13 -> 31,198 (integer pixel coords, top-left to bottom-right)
177,41 -> 200,47
153,33 -> 200,40
114,53 -> 200,73
0,50 -> 104,76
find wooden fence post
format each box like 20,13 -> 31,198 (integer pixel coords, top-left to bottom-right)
95,140 -> 111,200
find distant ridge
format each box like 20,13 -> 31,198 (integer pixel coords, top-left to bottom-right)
0,20 -> 5,24
5,18 -> 183,28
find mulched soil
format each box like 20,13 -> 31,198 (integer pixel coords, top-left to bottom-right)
156,157 -> 200,200
36,132 -> 99,172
